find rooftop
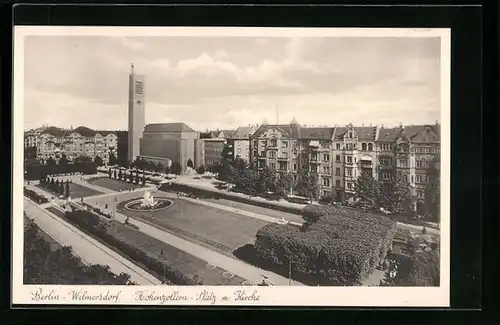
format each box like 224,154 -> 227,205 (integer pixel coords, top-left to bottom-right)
144,123 -> 197,133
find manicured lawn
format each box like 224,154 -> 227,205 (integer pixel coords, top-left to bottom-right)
88,178 -> 144,191
105,221 -> 247,285
37,183 -> 102,199
117,197 -> 269,253
203,197 -> 305,224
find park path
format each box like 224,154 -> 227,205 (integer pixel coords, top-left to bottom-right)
24,198 -> 161,285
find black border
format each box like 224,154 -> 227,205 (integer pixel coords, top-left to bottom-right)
2,2 -> 496,323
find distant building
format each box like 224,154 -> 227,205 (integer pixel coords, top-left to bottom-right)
25,126 -> 118,164
200,138 -> 226,167
139,122 -> 199,173
128,64 -> 146,162
226,125 -> 257,163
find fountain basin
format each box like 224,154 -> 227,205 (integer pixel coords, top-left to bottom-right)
124,197 -> 173,212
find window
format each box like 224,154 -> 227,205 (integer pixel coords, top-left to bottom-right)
416,160 -> 429,168
280,152 -> 288,159
411,175 -> 414,183
336,180 -> 341,188
368,143 -> 373,151
416,175 -> 423,183
380,157 -> 392,166
293,164 -> 297,170
336,143 -> 341,150
382,172 -> 390,180
349,132 -> 352,138
336,154 -> 340,162
282,141 -> 288,148
347,182 -> 353,189
347,156 -> 352,163
322,178 -> 330,186
381,143 -> 392,151
347,168 -> 352,177
323,154 -> 330,161
269,162 -> 276,169
361,143 -> 367,151
269,151 -> 276,158
323,166 -> 331,174
397,159 -> 408,168
270,139 -> 277,147
335,168 -> 341,176
424,147 -> 431,153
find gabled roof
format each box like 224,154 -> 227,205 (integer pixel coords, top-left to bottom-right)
251,124 -> 301,139
377,127 -> 403,141
144,123 -> 197,133
219,129 -> 235,138
229,126 -> 256,139
403,125 -> 440,143
300,127 -> 333,140
354,127 -> 378,141
332,126 -> 377,141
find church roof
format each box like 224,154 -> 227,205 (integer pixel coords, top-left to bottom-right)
144,123 -> 197,133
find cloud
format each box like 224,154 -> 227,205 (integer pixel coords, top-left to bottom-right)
23,35 -> 442,131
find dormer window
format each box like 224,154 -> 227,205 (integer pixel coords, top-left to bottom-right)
349,132 -> 352,138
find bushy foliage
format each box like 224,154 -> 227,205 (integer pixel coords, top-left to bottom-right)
63,210 -> 202,285
24,221 -> 135,285
381,251 -> 440,286
255,205 -> 396,285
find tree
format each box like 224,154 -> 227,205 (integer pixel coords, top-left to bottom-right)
108,153 -> 117,166
47,157 -> 56,169
171,161 -> 182,175
423,157 -> 440,223
296,171 -> 319,202
108,167 -> 112,178
118,169 -> 122,180
276,172 -> 297,197
354,174 -> 381,208
65,181 -> 70,198
256,166 -> 278,193
196,165 -> 206,175
94,155 -> 103,167
75,155 -> 92,163
240,168 -> 258,195
380,174 -> 413,214
187,159 -> 194,168
218,161 -> 239,184
113,169 -> 117,179
59,154 -> 69,166
381,251 -> 440,286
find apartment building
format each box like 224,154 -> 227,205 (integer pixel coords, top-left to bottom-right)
248,120 -> 440,203
26,126 -> 118,164
225,125 -> 257,163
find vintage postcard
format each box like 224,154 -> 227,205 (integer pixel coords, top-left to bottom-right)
13,26 -> 450,306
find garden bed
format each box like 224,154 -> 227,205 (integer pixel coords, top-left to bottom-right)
58,208 -> 247,285
24,187 -> 49,204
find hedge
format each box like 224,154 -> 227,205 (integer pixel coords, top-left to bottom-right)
63,210 -> 202,285
25,162 -> 98,180
24,187 -> 49,204
159,182 -> 305,215
255,205 -> 396,286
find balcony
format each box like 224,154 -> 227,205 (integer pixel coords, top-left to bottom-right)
278,156 -> 289,161
360,160 -> 373,168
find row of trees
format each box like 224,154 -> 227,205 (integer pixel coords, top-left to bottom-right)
39,177 -> 71,198
215,158 -> 320,202
109,168 -> 147,186
354,170 -> 440,221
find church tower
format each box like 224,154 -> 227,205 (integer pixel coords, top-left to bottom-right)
128,63 -> 145,162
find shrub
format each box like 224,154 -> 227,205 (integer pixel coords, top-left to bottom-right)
381,251 -> 440,286
319,194 -> 335,205
24,187 -> 49,204
255,205 -> 396,286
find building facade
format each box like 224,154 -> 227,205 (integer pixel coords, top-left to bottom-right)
128,64 -> 146,162
25,126 -> 118,164
139,123 -> 199,173
225,125 -> 256,163
200,138 -> 226,166
246,120 -> 440,203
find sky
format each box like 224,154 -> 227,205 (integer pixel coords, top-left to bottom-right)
23,35 -> 442,132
